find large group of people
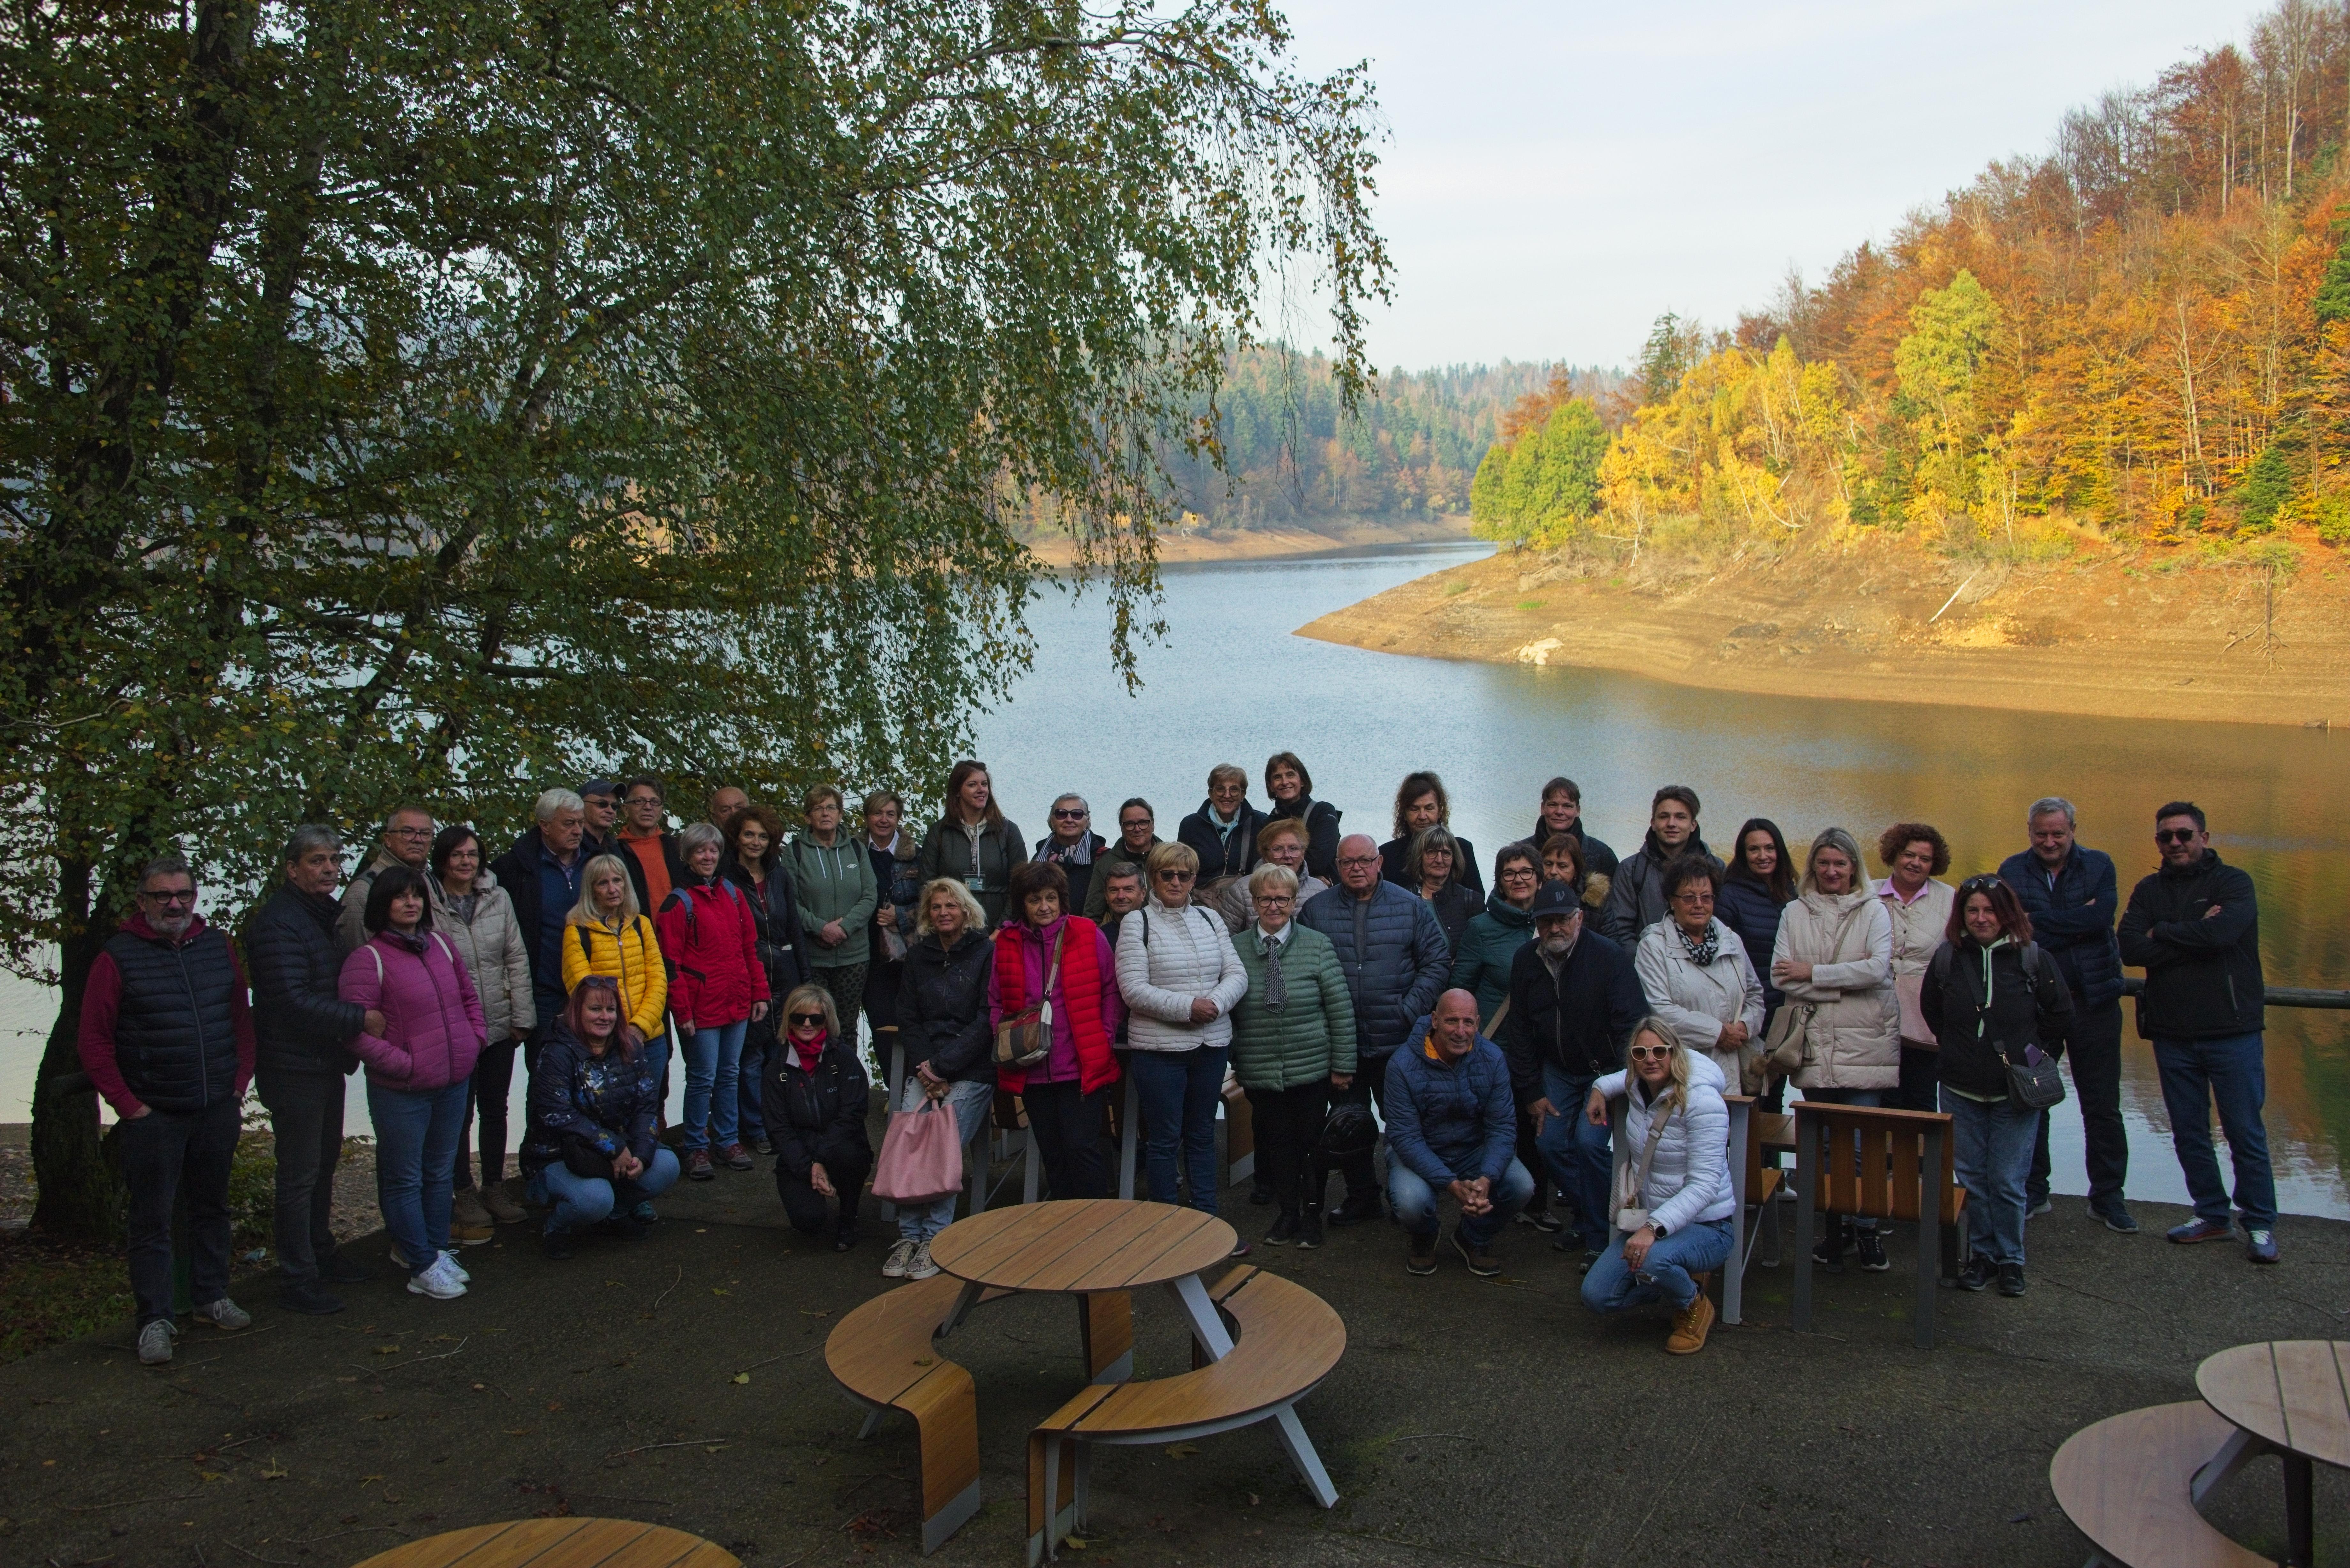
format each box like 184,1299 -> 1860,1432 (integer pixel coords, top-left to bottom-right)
80,754 -> 2283,1366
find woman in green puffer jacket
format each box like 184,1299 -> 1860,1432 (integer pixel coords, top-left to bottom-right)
1228,862 -> 1356,1250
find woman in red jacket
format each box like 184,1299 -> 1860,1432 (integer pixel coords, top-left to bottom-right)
991,860 -> 1124,1199
657,822 -> 771,1180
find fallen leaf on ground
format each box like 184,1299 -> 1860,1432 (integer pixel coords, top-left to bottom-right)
1163,1443 -> 1198,1459
731,1373 -> 750,1385
505,1429 -> 532,1437
374,1346 -> 401,1355
260,1463 -> 288,1481
711,1288 -> 730,1296
799,1309 -> 830,1317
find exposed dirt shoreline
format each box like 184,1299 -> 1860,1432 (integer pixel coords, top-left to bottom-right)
1025,513 -> 1474,567
1296,536 -> 2350,728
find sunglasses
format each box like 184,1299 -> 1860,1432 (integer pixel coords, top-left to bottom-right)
1053,807 -> 1088,819
1958,875 -> 2004,894
787,1011 -> 826,1027
1156,869 -> 1195,881
1627,1044 -> 1674,1063
2157,827 -> 2201,845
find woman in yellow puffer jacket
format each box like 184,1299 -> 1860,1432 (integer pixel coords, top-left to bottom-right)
562,854 -> 669,1042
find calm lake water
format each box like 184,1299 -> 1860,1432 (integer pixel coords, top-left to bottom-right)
4,541 -> 2344,1219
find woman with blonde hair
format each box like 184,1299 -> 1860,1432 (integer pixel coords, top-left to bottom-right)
561,854 -> 668,1044
761,981 -> 873,1249
884,878 -> 996,1280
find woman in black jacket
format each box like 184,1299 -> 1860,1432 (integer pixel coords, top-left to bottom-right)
1716,818 -> 1796,1025
1265,751 -> 1342,883
1922,876 -> 2073,1299
764,983 -> 873,1251
882,879 -> 997,1281
1407,826 -> 1482,955
722,805 -> 812,1156
917,759 -> 1028,927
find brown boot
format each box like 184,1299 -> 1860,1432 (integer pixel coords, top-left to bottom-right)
480,1183 -> 527,1225
1666,1287 -> 1716,1355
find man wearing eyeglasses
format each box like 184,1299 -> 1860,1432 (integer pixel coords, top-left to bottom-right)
2118,801 -> 2278,1264
79,853 -> 259,1364
337,803 -> 436,953
1035,794 -> 1109,913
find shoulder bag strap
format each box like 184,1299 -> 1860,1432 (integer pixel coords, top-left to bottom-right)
1037,926 -> 1067,1025
1620,1098 -> 1673,1208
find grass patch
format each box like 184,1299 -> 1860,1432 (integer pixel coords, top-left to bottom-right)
0,1231 -> 133,1364
1444,581 -> 1471,596
1515,598 -> 1545,611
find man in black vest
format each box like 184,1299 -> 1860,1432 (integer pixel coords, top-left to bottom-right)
248,825 -> 381,1315
79,853 -> 258,1364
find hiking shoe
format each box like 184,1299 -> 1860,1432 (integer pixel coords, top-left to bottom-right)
906,1240 -> 941,1281
723,1142 -> 755,1172
320,1251 -> 374,1284
2246,1228 -> 2280,1264
1328,1191 -> 1383,1227
833,1225 -> 861,1253
542,1226 -> 577,1261
2168,1217 -> 2233,1245
1449,1227 -> 1501,1278
451,1221 -> 495,1246
1957,1255 -> 1994,1293
452,1187 -> 494,1230
1250,1175 -> 1274,1207
1997,1263 -> 2027,1297
480,1185 -> 528,1225
279,1280 -> 345,1315
2092,1201 -> 2140,1234
193,1297 -> 251,1331
1263,1211 -> 1300,1247
1228,1237 -> 1253,1259
752,1136 -> 774,1156
882,1238 -> 918,1278
437,1250 -> 472,1285
1516,1207 -> 1565,1234
407,1255 -> 467,1299
1406,1231 -> 1437,1276
1855,1230 -> 1890,1272
1666,1292 -> 1716,1355
137,1319 -> 177,1365
1295,1208 -> 1325,1249
2026,1195 -> 2053,1218
686,1148 -> 715,1181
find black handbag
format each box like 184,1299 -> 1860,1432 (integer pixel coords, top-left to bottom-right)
2005,1048 -> 2066,1112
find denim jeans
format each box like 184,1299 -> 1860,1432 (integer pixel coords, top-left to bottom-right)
1131,1046 -> 1229,1214
1943,1088 -> 2036,1265
542,1146 -> 681,1233
1535,1064 -> 1613,1252
1799,1085 -> 1883,1233
895,1077 -> 994,1242
1388,1157 -> 1534,1248
368,1078 -> 470,1274
681,1017 -> 749,1153
119,1099 -> 240,1325
2152,1032 -> 2277,1230
1581,1217 -> 1734,1313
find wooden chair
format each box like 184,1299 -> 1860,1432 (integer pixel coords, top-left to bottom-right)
2049,1401 -> 2275,1567
1025,1266 -> 1344,1564
824,1275 -> 982,1555
1721,1095 -> 1783,1326
1787,1101 -> 1966,1349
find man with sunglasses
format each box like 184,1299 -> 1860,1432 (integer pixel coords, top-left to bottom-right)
2118,802 -> 2277,1263
1998,797 -> 2133,1232
79,854 -> 259,1363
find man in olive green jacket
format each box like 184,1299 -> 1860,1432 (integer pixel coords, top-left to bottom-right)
1228,863 -> 1357,1247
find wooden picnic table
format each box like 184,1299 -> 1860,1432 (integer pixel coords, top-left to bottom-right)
352,1517 -> 738,1568
2197,1339 -> 2350,1566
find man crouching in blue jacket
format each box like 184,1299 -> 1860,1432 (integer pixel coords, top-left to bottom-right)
1385,989 -> 1533,1278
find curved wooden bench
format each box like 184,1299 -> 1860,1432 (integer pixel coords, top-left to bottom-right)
2050,1401 -> 2275,1568
1026,1267 -> 1345,1563
826,1276 -> 982,1556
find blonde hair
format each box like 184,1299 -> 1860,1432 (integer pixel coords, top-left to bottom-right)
1145,840 -> 1200,879
915,877 -> 985,937
1206,762 -> 1247,793
781,983 -> 839,1037
569,854 -> 642,927
1247,862 -> 1299,899
1630,1016 -> 1693,1111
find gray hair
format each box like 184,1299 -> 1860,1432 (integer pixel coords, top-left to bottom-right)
1247,861 -> 1299,898
1803,826 -> 1865,891
2027,796 -> 2076,828
535,787 -> 585,825
281,825 -> 343,865
678,821 -> 725,860
140,851 -> 195,889
1051,792 -> 1090,815
914,877 -> 986,937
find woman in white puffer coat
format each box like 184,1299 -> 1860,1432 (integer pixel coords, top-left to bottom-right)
1773,825 -> 1898,1272
1116,841 -> 1248,1229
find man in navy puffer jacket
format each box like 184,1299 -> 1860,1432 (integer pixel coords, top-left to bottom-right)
1384,991 -> 1530,1277
1299,834 -> 1451,1225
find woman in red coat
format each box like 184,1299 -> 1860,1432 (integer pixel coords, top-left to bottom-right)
657,822 -> 770,1180
991,860 -> 1124,1199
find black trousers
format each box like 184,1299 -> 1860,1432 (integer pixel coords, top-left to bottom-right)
1024,1080 -> 1109,1200
256,1067 -> 346,1285
119,1099 -> 239,1325
1335,1064 -> 1395,1202
1894,1044 -> 1941,1113
1245,1081 -> 1328,1215
777,1144 -> 871,1235
2031,998 -> 2128,1206
454,1036 -> 519,1190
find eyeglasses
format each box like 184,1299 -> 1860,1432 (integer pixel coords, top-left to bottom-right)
1500,866 -> 1537,879
140,888 -> 196,906
1670,889 -> 1714,903
1626,1044 -> 1674,1062
1120,817 -> 1152,829
1255,894 -> 1294,907
2157,827 -> 2201,845
1337,855 -> 1381,869
787,1011 -> 826,1027
388,825 -> 432,839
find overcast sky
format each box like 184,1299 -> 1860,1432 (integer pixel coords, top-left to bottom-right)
1274,0 -> 2271,373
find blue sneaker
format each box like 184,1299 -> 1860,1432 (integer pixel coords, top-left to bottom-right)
2246,1228 -> 2280,1264
631,1199 -> 657,1224
2091,1200 -> 2140,1234
2166,1217 -> 2233,1245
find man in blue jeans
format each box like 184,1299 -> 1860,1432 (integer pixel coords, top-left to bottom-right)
1384,990 -> 1533,1277
2117,800 -> 2278,1264
1502,879 -> 1648,1268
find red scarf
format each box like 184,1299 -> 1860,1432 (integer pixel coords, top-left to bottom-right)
992,919 -> 1117,1096
791,1029 -> 827,1074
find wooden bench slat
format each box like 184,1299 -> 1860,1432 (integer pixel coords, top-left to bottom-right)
2050,1402 -> 2275,1568
353,1521 -> 740,1568
1063,1272 -> 1344,1437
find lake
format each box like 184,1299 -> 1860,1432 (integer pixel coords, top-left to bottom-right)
4,540 -> 2344,1219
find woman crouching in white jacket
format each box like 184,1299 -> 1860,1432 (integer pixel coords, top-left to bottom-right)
1580,1017 -> 1734,1355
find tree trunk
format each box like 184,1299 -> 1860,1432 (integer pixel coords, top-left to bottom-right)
29,908 -> 125,1242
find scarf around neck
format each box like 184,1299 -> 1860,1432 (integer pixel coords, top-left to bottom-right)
1675,919 -> 1721,967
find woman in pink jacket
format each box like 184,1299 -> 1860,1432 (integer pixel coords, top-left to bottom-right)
338,865 -> 487,1301
656,822 -> 771,1180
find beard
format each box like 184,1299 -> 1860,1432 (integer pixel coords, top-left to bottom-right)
1537,928 -> 1575,956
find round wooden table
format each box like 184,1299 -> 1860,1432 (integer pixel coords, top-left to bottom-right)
2197,1340 -> 2350,1567
352,1518 -> 737,1568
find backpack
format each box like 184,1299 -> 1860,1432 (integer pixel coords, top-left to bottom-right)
1926,939 -> 2040,995
658,880 -> 745,985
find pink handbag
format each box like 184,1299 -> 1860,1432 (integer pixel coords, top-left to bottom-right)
872,1096 -> 966,1204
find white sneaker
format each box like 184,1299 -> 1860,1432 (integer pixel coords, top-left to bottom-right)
437,1249 -> 471,1285
406,1256 -> 467,1300
137,1319 -> 178,1364
882,1238 -> 918,1279
193,1297 -> 251,1331
906,1240 -> 941,1281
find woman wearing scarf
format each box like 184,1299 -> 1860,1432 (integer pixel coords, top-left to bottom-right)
990,860 -> 1124,1200
787,784 -> 879,1061
762,983 -> 874,1249
1229,862 -> 1354,1249
1633,858 -> 1766,1089
1033,794 -> 1110,914
1176,763 -> 1269,891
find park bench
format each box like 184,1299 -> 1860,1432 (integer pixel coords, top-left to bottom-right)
1024,1265 -> 1345,1564
824,1274 -> 982,1556
1787,1101 -> 1966,1348
1720,1094 -> 1784,1325
2050,1401 -> 2275,1567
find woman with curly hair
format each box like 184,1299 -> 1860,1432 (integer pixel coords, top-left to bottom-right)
1876,821 -> 1955,1113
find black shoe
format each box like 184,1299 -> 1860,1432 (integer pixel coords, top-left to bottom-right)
1249,1176 -> 1274,1207
543,1227 -> 576,1261
1855,1230 -> 1890,1272
834,1226 -> 861,1253
318,1252 -> 373,1285
1516,1208 -> 1565,1234
1263,1211 -> 1300,1246
1327,1191 -> 1383,1227
1957,1255 -> 1993,1292
1295,1207 -> 1325,1249
1811,1239 -> 1847,1273
752,1137 -> 775,1157
278,1280 -> 345,1315
1406,1232 -> 1437,1276
1997,1263 -> 2027,1297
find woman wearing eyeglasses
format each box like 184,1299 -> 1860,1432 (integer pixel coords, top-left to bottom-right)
1406,826 -> 1481,956
883,879 -> 996,1281
1634,858 -> 1765,1089
1579,1019 -> 1733,1354
763,983 -> 874,1250
1229,863 -> 1355,1248
1923,876 -> 2073,1296
523,976 -> 678,1258
992,860 -> 1124,1200
1874,822 -> 1956,1113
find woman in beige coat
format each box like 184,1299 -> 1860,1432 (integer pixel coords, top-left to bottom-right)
1875,822 -> 1955,1113
429,825 -> 538,1231
1772,825 -> 1897,1273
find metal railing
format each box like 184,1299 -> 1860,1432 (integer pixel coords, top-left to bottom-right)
2120,977 -> 2349,1010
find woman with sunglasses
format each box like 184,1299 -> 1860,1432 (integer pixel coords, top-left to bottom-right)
763,983 -> 873,1249
1579,1019 -> 1733,1354
992,860 -> 1124,1200
1634,857 -> 1764,1089
523,976 -> 678,1258
1923,876 -> 2073,1296
1875,822 -> 1956,1113
1118,840 -> 1249,1232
